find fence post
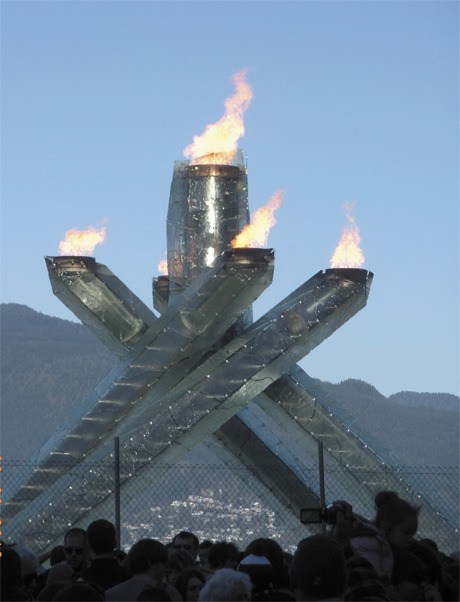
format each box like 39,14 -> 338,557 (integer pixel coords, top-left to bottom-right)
318,440 -> 326,533
114,437 -> 121,549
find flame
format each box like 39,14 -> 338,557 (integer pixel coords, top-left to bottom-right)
183,69 -> 253,165
231,189 -> 285,248
158,258 -> 168,275
329,204 -> 365,268
59,225 -> 106,256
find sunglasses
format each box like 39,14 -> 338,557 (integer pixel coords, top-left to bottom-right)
64,546 -> 85,554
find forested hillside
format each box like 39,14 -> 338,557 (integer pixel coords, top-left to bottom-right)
1,303 -> 116,459
317,379 -> 459,466
1,303 -> 458,465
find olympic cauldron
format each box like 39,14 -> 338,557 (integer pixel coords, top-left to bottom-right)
5,151 -> 376,547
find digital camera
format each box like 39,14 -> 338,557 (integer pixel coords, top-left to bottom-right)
300,502 -> 348,525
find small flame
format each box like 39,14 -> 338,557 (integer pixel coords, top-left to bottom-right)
183,69 -> 253,165
329,203 -> 365,268
59,225 -> 106,256
231,189 -> 285,248
158,258 -> 168,275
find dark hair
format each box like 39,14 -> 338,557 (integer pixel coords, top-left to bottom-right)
128,539 -> 168,574
168,549 -> 196,570
1,547 -> 23,589
50,545 -> 66,565
86,519 -> 116,554
51,583 -> 105,601
173,531 -> 199,548
245,539 -> 284,569
136,585 -> 172,601
244,538 -> 289,588
64,527 -> 87,544
208,542 -> 239,569
374,491 -> 419,532
198,540 -> 213,550
175,567 -> 206,600
291,535 -> 346,599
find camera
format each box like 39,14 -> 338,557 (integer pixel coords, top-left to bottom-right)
300,502 -> 348,525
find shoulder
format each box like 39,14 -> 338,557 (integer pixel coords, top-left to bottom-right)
46,560 -> 74,584
105,578 -> 140,601
165,583 -> 183,601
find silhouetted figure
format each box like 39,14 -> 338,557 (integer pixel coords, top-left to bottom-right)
243,538 -> 291,591
76,519 -> 129,590
208,542 -> 239,572
350,490 -> 419,583
197,541 -> 213,568
290,535 -> 346,601
166,549 -> 197,587
106,538 -> 181,602
51,582 -> 105,601
1,547 -> 29,601
175,567 -> 206,601
47,527 -> 89,586
172,532 -> 200,562
136,585 -> 173,601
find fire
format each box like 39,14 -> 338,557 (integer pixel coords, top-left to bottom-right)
183,69 -> 253,165
158,258 -> 168,275
329,204 -> 365,268
231,190 -> 285,248
59,226 -> 106,256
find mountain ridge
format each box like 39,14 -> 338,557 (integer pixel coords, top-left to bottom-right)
1,303 -> 458,466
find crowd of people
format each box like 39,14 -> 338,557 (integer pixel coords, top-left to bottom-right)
1,491 -> 459,601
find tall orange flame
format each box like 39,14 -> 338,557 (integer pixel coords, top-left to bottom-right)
329,204 -> 365,268
231,189 -> 285,248
183,69 -> 253,165
59,226 -> 106,256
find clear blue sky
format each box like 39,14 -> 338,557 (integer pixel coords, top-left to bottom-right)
2,1 -> 458,397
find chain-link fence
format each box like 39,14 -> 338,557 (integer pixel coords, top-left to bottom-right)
2,457 -> 458,555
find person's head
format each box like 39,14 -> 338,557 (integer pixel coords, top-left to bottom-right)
374,491 -> 419,548
198,568 -> 252,601
290,535 -> 346,601
244,538 -> 290,589
136,585 -> 172,601
244,539 -> 284,572
51,582 -> 105,601
391,546 -> 424,601
64,527 -> 88,571
172,531 -> 199,560
1,547 -> 23,591
175,567 -> 206,601
166,549 -> 196,585
128,539 -> 168,580
238,554 -> 275,596
198,540 -> 213,566
10,543 -> 43,597
50,545 -> 66,566
208,542 -> 240,570
86,519 -> 116,555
